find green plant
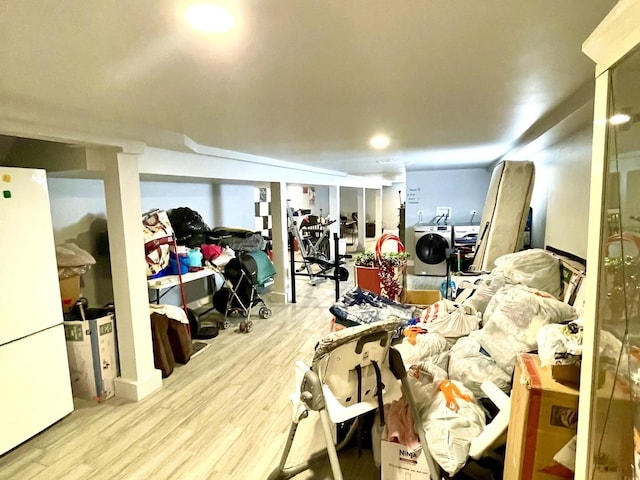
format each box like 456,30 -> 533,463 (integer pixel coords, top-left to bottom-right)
354,250 -> 410,267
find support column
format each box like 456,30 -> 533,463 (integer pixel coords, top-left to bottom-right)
356,188 -> 366,251
104,152 -> 162,401
270,181 -> 289,303
328,185 -> 340,259
375,188 -> 383,238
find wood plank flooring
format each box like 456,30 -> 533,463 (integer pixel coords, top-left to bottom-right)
0,254 -> 383,480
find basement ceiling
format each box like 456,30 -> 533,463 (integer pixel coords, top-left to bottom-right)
0,0 -> 618,180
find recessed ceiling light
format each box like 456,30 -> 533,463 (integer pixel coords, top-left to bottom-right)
610,113 -> 631,125
369,133 -> 390,150
184,3 -> 235,33
376,159 -> 392,164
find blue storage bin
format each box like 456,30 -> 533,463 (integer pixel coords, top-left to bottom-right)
168,254 -> 189,274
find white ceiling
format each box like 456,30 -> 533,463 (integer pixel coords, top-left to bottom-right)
0,0 -> 618,180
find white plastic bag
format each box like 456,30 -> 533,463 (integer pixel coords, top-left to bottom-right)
471,284 -> 578,373
492,248 -> 562,298
394,332 -> 449,369
420,300 -> 481,338
448,336 -> 512,398
421,380 -> 486,476
537,319 -> 583,367
462,271 -> 508,315
407,362 -> 449,416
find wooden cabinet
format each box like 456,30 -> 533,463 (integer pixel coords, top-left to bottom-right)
366,222 -> 375,238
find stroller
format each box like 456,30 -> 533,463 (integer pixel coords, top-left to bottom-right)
212,250 -> 276,333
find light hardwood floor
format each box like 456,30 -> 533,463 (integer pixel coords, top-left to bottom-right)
0,255 -> 384,480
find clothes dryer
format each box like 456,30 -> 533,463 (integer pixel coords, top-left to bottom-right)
414,224 -> 453,276
453,224 -> 480,248
453,224 -> 480,272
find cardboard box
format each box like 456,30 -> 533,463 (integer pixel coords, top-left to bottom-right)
506,355 -> 634,479
59,275 -> 81,312
380,440 -> 431,480
402,289 -> 441,308
504,353 -> 579,480
550,364 -> 581,386
64,312 -> 118,402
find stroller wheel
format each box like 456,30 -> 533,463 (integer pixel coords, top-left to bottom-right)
239,320 -> 253,333
259,307 -> 272,319
218,319 -> 231,330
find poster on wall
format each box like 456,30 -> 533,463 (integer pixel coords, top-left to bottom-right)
407,187 -> 420,205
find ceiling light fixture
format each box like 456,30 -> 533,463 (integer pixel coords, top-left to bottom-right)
184,3 -> 235,33
369,133 -> 390,150
610,113 -> 631,125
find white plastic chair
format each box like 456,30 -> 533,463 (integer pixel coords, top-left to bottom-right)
267,319 -> 440,480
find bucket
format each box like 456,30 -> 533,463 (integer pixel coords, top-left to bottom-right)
188,248 -> 203,267
169,253 -> 189,274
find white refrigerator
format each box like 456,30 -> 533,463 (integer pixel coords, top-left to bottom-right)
0,167 -> 73,455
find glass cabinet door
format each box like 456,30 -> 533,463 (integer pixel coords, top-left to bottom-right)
587,44 -> 640,479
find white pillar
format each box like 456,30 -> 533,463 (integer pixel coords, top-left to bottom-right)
356,188 -> 366,251
328,185 -> 340,259
375,188 -> 383,238
104,152 -> 162,401
270,181 -> 289,303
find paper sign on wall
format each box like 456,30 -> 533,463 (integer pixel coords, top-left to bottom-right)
407,187 -> 421,205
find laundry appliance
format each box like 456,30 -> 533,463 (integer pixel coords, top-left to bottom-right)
453,224 -> 480,271
414,224 -> 453,276
453,224 -> 480,248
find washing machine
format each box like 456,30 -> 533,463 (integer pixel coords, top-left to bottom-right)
453,224 -> 480,271
414,224 -> 453,276
453,224 -> 480,248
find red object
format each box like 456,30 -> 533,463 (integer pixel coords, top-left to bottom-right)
375,233 -> 405,257
201,243 -> 223,262
355,265 -> 382,294
355,234 -> 407,299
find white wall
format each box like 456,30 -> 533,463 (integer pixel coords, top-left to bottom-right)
47,177 -> 263,307
212,184 -> 258,229
286,184 -> 330,217
528,127 -> 593,258
48,178 -> 112,307
140,182 -> 216,227
340,187 -> 357,219
405,168 -> 491,226
382,183 -> 405,232
49,178 -> 107,244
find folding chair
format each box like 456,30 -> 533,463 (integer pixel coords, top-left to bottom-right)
267,319 -> 441,480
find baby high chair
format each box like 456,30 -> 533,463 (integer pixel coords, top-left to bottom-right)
267,318 -> 440,480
